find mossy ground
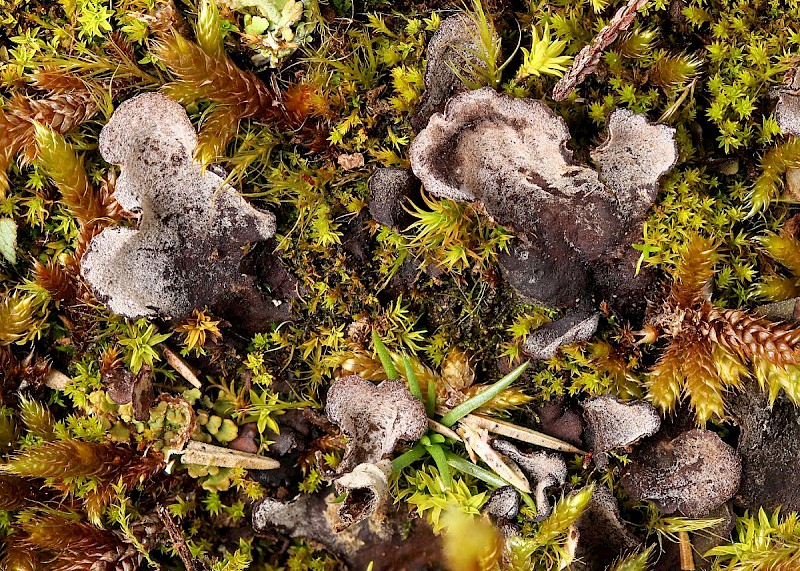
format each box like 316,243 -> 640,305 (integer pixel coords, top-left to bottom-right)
3,0 -> 800,569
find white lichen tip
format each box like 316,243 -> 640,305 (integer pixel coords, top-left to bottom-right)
591,108 -> 678,220
81,92 -> 276,321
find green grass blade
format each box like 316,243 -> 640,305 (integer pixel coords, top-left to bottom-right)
425,443 -> 452,489
426,378 -> 436,417
403,356 -> 424,404
444,450 -> 508,488
439,361 -> 530,427
391,442 -> 427,473
372,331 -> 399,380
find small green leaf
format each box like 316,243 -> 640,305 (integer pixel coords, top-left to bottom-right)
439,361 -> 530,427
244,15 -> 271,35
0,218 -> 17,265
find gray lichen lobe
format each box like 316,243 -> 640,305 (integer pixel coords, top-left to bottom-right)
325,375 -> 428,474
776,66 -> 800,136
592,108 -> 680,221
621,429 -> 741,517
333,460 -> 392,531
409,87 -> 677,318
492,439 -> 567,522
325,375 -> 427,529
522,311 -> 600,360
412,14 -> 485,132
582,396 -> 661,470
81,92 -> 276,322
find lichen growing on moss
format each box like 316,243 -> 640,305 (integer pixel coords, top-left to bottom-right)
4,0 -> 800,569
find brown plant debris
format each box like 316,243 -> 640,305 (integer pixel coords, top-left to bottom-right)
80,92 -> 284,328
621,429 -> 741,518
492,439 -> 567,521
409,87 -> 676,321
0,79 -> 101,195
552,0 -> 648,101
12,514 -> 144,571
155,25 -> 278,121
325,375 -> 428,474
647,236 -> 800,424
582,395 -> 661,470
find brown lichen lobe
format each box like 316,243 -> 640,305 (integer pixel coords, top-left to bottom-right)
412,14 -> 484,132
582,396 -> 661,470
570,485 -> 641,571
491,439 -> 567,521
81,92 -> 277,324
410,87 -> 677,317
729,386 -> 800,512
621,429 -> 741,517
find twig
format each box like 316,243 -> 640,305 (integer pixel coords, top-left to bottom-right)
462,414 -> 586,454
678,531 -> 696,571
161,345 -> 202,388
457,422 -> 531,493
428,418 -> 462,442
156,504 -> 199,571
177,440 -> 280,470
552,0 -> 648,101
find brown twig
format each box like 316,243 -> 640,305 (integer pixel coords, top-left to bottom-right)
161,345 -> 202,388
678,531 -> 696,571
552,0 -> 648,101
157,504 -> 199,571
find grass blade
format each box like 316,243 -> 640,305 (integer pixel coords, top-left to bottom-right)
404,356 -> 424,404
440,361 -> 530,427
444,450 -> 508,488
392,442 -> 426,473
425,443 -> 452,489
373,331 -> 399,380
